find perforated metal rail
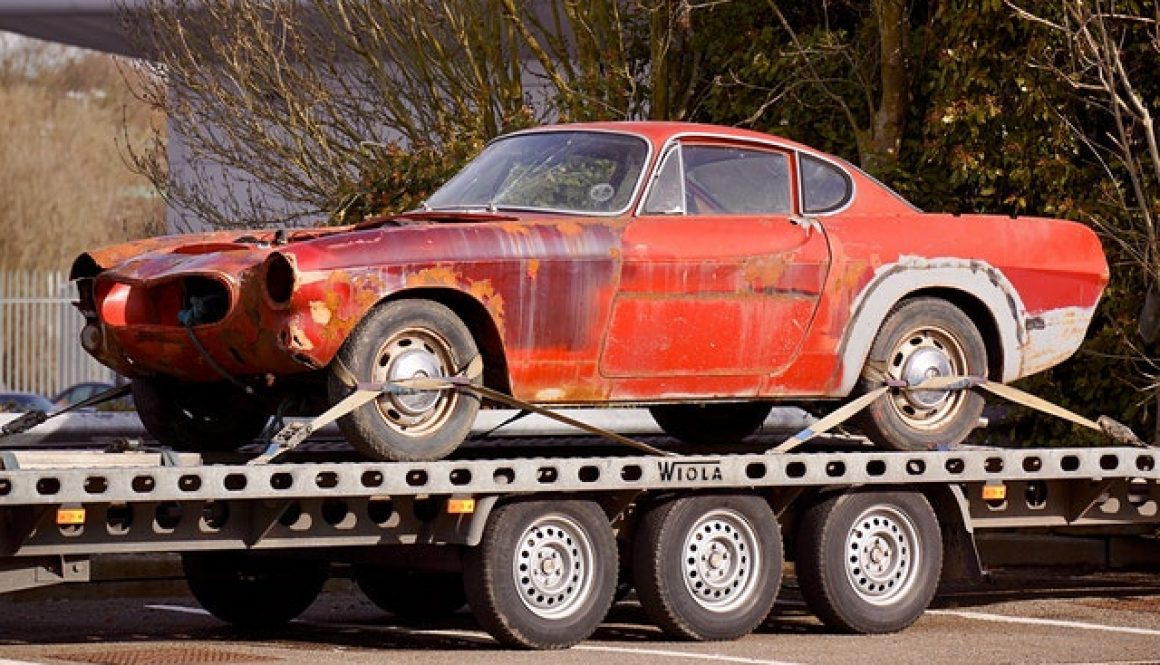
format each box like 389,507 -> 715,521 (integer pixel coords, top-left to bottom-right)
0,446 -> 1155,505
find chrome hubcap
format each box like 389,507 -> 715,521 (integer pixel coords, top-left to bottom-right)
844,505 -> 920,605
681,510 -> 761,613
370,327 -> 456,436
887,326 -> 968,431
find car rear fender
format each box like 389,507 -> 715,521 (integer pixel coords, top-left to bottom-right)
833,257 -> 1026,395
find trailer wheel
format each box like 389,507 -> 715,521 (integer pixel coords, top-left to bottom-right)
463,500 -> 617,649
649,402 -> 772,445
795,490 -> 942,634
182,552 -> 328,628
328,299 -> 480,462
633,495 -> 782,641
133,378 -> 269,452
354,566 -> 466,621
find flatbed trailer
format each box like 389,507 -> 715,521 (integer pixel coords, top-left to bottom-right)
0,440 -> 1156,649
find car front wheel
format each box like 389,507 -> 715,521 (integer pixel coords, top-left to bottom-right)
328,299 -> 481,462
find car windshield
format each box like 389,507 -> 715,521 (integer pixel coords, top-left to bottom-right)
426,131 -> 649,215
0,392 -> 54,413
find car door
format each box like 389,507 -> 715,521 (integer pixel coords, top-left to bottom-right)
599,140 -> 832,390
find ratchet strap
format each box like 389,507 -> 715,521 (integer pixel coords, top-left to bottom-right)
0,383 -> 132,438
769,375 -> 1146,454
251,356 -> 672,464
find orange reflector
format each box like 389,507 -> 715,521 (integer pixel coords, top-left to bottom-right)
56,507 -> 86,526
982,483 -> 1007,501
447,498 -> 476,514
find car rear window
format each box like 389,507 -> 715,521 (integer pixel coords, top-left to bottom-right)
801,153 -> 852,213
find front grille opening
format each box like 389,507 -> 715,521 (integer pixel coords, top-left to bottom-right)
178,276 -> 230,326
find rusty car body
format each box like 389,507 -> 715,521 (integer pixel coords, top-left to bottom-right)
71,121 -> 1109,460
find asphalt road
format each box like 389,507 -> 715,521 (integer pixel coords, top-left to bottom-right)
0,568 -> 1157,665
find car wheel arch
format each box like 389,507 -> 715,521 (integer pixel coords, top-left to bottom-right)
833,260 -> 1025,396
379,287 -> 512,396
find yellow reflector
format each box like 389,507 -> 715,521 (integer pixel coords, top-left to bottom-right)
56,507 -> 86,526
447,498 -> 476,514
982,483 -> 1007,501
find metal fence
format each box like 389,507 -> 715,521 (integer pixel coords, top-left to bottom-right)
0,271 -> 114,398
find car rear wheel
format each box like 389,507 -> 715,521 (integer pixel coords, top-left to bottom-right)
328,299 -> 481,462
854,298 -> 986,451
649,402 -> 773,445
132,378 -> 270,452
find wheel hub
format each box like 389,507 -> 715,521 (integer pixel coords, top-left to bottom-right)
900,347 -> 953,408
844,506 -> 920,605
369,327 -> 459,436
885,325 -> 969,431
682,510 -> 760,613
387,347 -> 443,415
514,516 -> 594,619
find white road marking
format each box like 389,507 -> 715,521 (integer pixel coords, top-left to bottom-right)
145,604 -> 211,616
927,609 -> 1160,637
0,659 -> 50,665
293,619 -> 805,665
575,644 -> 803,665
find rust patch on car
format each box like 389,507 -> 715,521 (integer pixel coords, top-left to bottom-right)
526,258 -> 541,280
467,278 -> 506,324
309,301 -> 332,325
405,266 -> 461,288
500,222 -> 533,236
556,220 -> 584,237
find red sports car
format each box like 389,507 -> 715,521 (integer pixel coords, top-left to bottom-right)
71,122 -> 1109,460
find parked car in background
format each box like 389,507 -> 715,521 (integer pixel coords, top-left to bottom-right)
53,381 -> 114,407
69,121 -> 1109,461
0,391 -> 55,413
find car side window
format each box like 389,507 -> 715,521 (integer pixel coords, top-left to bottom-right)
801,153 -> 852,213
681,145 -> 792,214
642,147 -> 684,214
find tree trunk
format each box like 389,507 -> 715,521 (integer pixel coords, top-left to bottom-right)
857,0 -> 907,172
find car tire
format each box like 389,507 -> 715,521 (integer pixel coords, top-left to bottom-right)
354,566 -> 467,621
328,299 -> 481,462
854,298 -> 986,451
794,490 -> 942,634
182,552 -> 328,628
649,402 -> 773,445
132,378 -> 270,451
632,494 -> 782,641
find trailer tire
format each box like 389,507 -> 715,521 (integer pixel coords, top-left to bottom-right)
633,495 -> 782,641
182,552 -> 328,628
463,500 -> 617,649
649,402 -> 772,445
355,566 -> 466,621
795,490 -> 942,634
